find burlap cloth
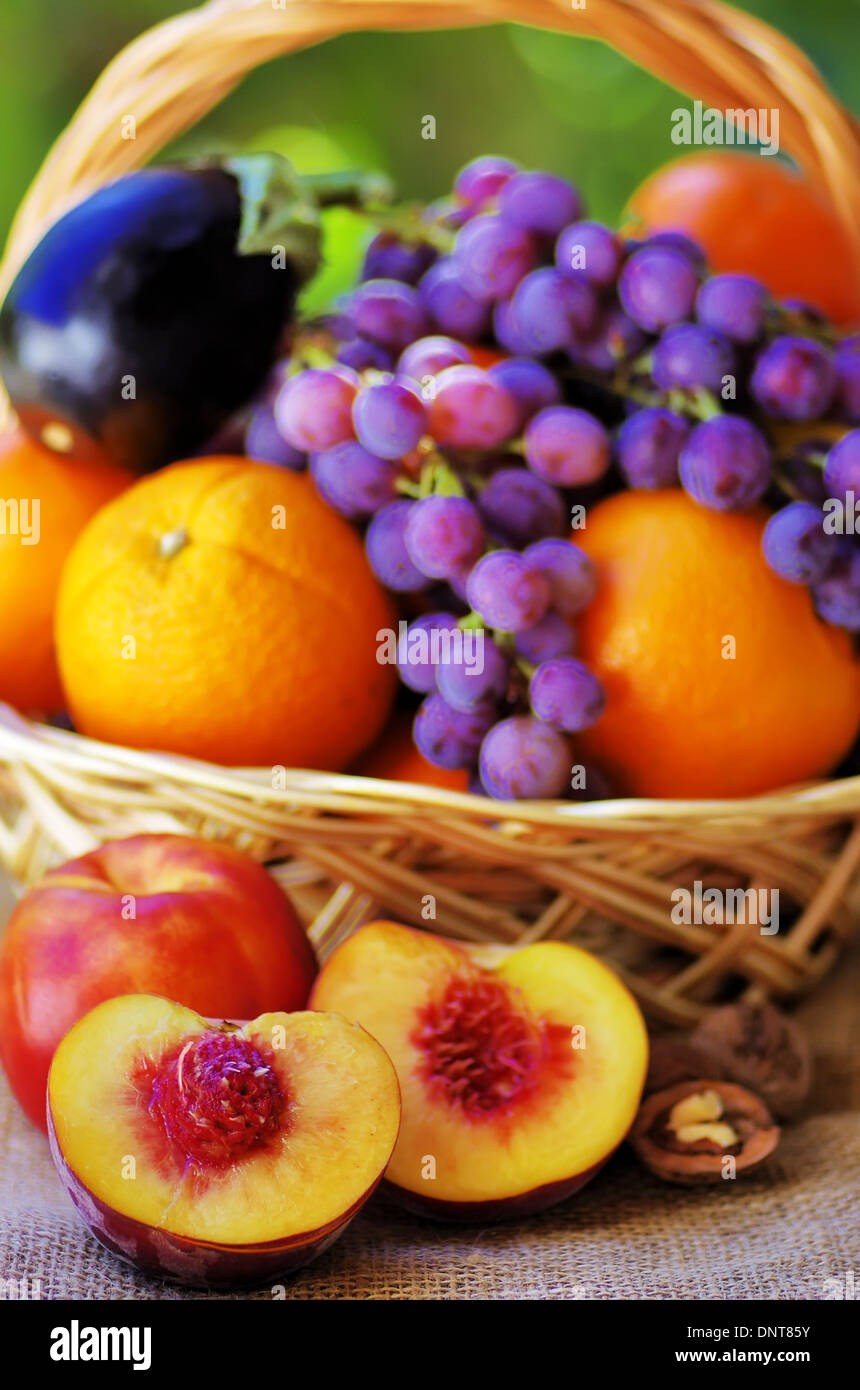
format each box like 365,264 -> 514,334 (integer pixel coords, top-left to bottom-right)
1,869 -> 858,1301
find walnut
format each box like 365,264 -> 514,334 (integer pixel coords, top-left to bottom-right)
630,1079 -> 780,1185
644,1035 -> 728,1095
691,1001 -> 811,1120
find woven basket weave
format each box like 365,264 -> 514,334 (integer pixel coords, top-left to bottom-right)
0,0 -> 859,1028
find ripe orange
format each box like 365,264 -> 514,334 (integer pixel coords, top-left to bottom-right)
575,490 -> 860,799
0,432 -> 131,714
353,712 -> 470,791
625,153 -> 860,326
56,458 -> 397,768
467,344 -> 509,370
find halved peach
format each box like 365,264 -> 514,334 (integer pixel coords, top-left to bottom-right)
48,994 -> 400,1288
310,922 -> 648,1219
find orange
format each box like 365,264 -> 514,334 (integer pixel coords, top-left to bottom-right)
0,432 -> 131,714
353,712 -> 470,791
625,153 -> 860,326
467,344 -> 509,371
56,458 -> 397,768
575,490 -> 860,800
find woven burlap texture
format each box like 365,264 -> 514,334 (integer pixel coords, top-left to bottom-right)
1,886 -> 858,1300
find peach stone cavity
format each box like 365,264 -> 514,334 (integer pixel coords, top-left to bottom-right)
414,973 -> 546,1117
147,1031 -> 287,1169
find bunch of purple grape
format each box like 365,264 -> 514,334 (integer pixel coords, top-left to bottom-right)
238,154 -> 860,798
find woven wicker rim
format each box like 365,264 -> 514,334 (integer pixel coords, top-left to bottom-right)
1,0 -> 859,847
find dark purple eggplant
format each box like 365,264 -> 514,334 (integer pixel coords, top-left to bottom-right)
0,154 -> 322,473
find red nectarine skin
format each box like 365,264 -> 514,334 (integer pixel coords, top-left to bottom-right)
0,833 -> 317,1131
382,1158 -> 608,1223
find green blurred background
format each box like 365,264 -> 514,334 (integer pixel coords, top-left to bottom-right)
0,0 -> 856,307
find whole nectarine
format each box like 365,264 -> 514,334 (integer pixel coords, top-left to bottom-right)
0,834 -> 317,1131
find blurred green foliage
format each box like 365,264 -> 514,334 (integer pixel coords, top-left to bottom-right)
1,0 -> 856,287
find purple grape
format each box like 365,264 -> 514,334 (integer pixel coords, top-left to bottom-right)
750,336 -> 836,421
398,335 -> 472,382
445,567 -> 472,606
476,467 -> 565,545
310,443 -> 398,519
555,220 -> 622,289
404,495 -> 485,580
524,406 -> 611,487
514,612 -> 576,663
522,538 -> 596,617
696,274 -> 766,344
436,636 -> 510,711
823,430 -> 860,501
652,323 -> 735,393
618,246 -> 699,332
349,279 -> 429,351
362,232 -> 436,285
245,404 -> 306,469
644,231 -> 707,272
507,268 -> 597,353
813,548 -> 860,631
679,416 -> 771,510
427,365 -> 518,449
414,693 -> 495,770
569,304 -> 647,371
454,155 -> 518,211
529,658 -> 605,732
486,358 -> 561,429
466,551 -> 549,632
365,500 -> 429,592
834,335 -> 860,423
418,259 -> 491,340
777,442 -> 830,506
615,407 -> 689,489
396,613 -> 460,692
336,337 -> 394,372
352,378 -> 427,459
478,715 -> 570,799
492,298 -> 533,355
274,368 -> 358,452
761,502 -> 832,585
496,171 -> 583,240
453,215 -> 537,301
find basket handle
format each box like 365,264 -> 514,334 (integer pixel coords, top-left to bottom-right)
2,0 -> 859,299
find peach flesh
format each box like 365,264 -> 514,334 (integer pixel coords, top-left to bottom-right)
47,1109 -> 363,1289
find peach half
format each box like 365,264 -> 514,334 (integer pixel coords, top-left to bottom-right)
48,994 -> 400,1288
310,922 -> 648,1219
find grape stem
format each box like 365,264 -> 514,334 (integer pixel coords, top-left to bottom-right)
458,611 -> 486,631
298,168 -> 395,209
419,457 -> 467,498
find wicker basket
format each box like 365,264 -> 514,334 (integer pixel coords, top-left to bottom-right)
1,0 -> 859,1028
